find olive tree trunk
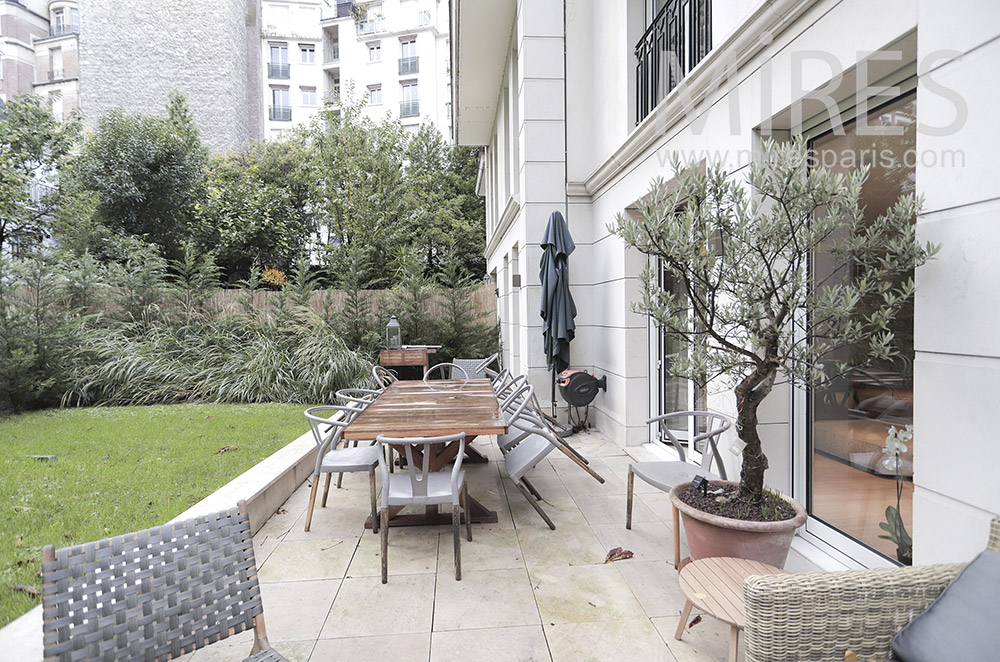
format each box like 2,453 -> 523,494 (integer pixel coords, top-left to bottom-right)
734,364 -> 778,503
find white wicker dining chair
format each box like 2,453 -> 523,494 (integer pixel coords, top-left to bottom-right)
626,411 -> 732,567
303,405 -> 380,533
41,500 -> 287,662
375,433 -> 471,583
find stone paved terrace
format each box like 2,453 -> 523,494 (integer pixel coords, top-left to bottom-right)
171,430 -> 819,662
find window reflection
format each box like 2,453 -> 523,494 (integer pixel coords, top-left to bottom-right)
808,92 -> 916,562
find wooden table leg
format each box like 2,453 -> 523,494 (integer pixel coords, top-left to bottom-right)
729,626 -> 740,662
675,599 -> 694,640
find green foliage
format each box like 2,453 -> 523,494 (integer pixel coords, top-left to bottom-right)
192,139 -> 315,282
309,93 -> 410,287
402,125 -> 487,279
332,244 -> 381,358
435,253 -> 499,364
612,138 -> 938,501
878,505 -> 913,565
387,247 -> 437,345
69,94 -> 208,261
168,243 -> 221,318
0,252 -> 82,411
0,95 -> 80,253
0,403 -> 311,627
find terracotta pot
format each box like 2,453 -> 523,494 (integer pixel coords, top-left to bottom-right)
669,481 -> 807,568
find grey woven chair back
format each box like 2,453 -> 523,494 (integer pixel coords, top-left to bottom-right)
451,358 -> 487,379
42,504 -> 263,662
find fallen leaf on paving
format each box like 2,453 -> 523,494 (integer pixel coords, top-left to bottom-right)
604,546 -> 634,563
275,508 -> 288,515
587,601 -> 597,607
10,584 -> 39,596
689,614 -> 702,628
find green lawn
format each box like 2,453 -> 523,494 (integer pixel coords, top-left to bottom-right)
0,403 -> 312,628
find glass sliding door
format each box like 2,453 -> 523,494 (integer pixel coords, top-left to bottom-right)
656,261 -> 707,450
807,91 -> 917,563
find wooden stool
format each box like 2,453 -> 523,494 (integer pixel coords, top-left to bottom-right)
675,556 -> 786,662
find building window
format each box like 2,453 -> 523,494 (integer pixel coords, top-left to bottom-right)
300,45 -> 316,64
301,87 -> 317,106
268,44 -> 290,79
269,87 -> 291,121
445,101 -> 451,119
400,81 -> 418,118
368,42 -> 381,63
48,47 -> 63,81
368,84 -> 382,106
634,0 -> 711,125
807,90 -> 917,563
399,38 -> 418,75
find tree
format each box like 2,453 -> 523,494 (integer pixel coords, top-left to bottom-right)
612,138 -> 937,504
402,124 -> 486,279
69,94 -> 208,261
308,94 -> 410,287
192,138 -> 315,281
0,95 -> 79,254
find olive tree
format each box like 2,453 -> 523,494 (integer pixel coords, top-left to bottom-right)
611,138 -> 936,503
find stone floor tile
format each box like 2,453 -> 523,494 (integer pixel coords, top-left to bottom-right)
433,567 -> 540,631
282,505 -> 372,541
546,619 -> 677,662
437,526 -> 524,574
573,494 -> 656,527
260,579 -> 340,642
321,574 -> 436,638
257,537 -> 358,583
311,633 -> 430,662
529,564 -> 645,624
509,493 -> 589,530
652,615 -> 737,662
430,625 -> 550,662
349,526 -> 441,577
590,520 -> 676,562
189,639 -> 314,662
614,560 -> 688,618
517,523 -> 608,569
559,471 -> 627,498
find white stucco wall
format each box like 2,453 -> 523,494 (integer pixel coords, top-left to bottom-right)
467,0 -> 999,565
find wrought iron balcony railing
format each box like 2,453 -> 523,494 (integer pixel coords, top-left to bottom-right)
634,0 -> 711,125
400,100 -> 420,118
268,62 -> 291,79
398,56 -> 419,75
269,106 -> 292,122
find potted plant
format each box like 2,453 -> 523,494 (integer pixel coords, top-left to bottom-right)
612,139 -> 936,565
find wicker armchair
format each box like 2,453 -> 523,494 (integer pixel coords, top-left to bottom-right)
41,500 -> 286,662
744,517 -> 1000,662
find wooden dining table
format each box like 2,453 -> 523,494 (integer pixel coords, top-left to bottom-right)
343,379 -> 507,528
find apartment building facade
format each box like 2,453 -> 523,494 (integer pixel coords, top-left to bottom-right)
0,0 -> 79,118
452,0 -> 999,568
260,0 -> 452,138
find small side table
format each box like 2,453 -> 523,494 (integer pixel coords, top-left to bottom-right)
379,347 -> 438,375
675,556 -> 786,662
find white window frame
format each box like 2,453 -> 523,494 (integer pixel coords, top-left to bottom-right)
300,45 -> 315,64
368,84 -> 382,105
367,42 -> 381,63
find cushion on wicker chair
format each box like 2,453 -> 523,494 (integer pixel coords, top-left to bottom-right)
891,549 -> 1000,662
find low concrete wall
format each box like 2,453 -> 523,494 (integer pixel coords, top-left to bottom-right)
0,430 -> 318,660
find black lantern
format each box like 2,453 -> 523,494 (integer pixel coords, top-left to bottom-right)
386,316 -> 402,349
